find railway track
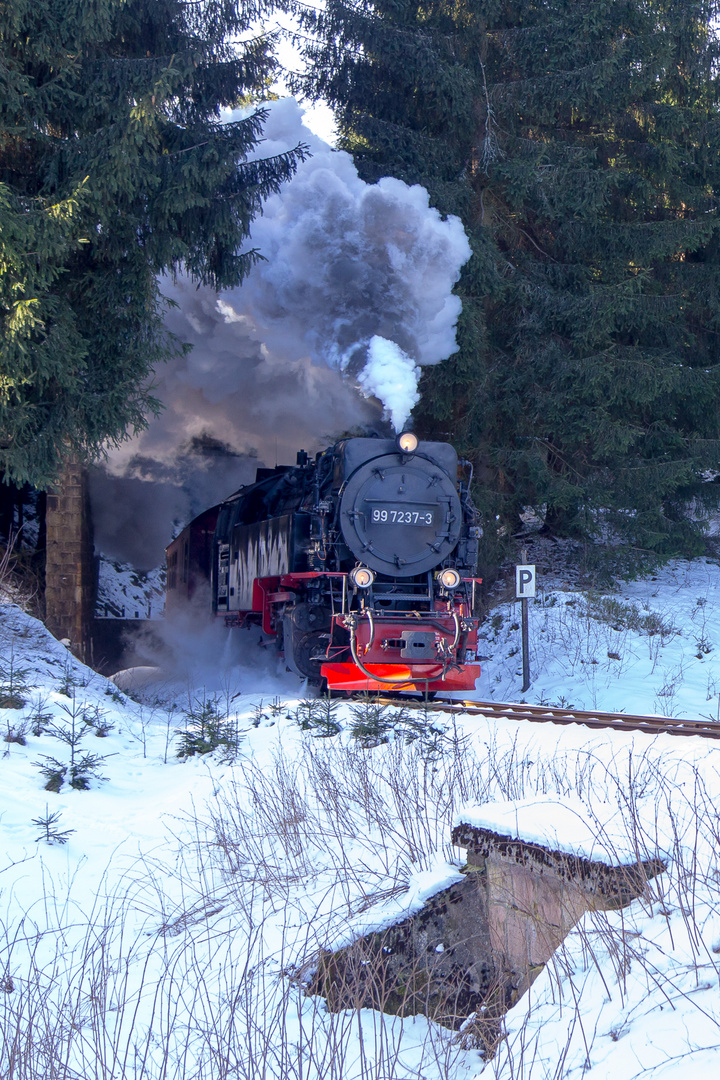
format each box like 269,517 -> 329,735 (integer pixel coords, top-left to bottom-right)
377,696 -> 720,741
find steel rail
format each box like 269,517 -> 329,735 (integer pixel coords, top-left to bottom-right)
374,696 -> 720,741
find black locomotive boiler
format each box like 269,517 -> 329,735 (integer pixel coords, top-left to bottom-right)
166,433 -> 483,693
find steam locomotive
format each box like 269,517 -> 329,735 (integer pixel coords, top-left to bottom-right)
166,433 -> 483,693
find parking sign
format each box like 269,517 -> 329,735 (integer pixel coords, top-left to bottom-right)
515,564 -> 536,598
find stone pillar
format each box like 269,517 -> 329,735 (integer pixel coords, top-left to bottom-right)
44,460 -> 94,662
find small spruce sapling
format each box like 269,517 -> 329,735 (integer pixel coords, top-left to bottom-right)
32,804 -> 75,844
176,697 -> 243,761
311,695 -> 341,737
294,696 -> 341,737
51,694 -> 88,762
68,752 -> 108,790
33,757 -> 67,792
251,701 -> 268,727
28,697 -> 53,736
104,685 -> 126,705
3,717 -> 29,748
399,705 -> 446,759
294,699 -> 316,731
82,703 -> 114,737
33,694 -> 109,791
0,644 -> 30,708
349,696 -> 392,746
57,656 -> 79,698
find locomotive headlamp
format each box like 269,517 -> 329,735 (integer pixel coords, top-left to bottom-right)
350,565 -> 375,589
396,431 -> 418,455
438,567 -> 461,590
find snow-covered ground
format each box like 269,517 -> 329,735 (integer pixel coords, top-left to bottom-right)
96,555 -> 165,619
2,558 -> 720,1078
480,553 -> 720,718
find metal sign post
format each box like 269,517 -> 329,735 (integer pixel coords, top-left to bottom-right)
515,549 -> 536,692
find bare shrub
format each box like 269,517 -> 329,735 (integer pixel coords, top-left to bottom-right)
5,700 -> 720,1079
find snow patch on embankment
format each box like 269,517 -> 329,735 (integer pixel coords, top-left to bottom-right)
2,556 -> 720,1076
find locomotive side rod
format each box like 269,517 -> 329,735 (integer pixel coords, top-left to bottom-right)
374,697 -> 720,741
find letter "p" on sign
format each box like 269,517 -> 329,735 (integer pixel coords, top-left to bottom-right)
515,565 -> 536,598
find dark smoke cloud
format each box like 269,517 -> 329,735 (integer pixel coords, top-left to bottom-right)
90,436 -> 261,570
89,474 -> 187,571
236,98 -> 471,427
92,98 -> 470,567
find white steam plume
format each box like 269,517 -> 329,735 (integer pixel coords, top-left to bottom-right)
238,98 -> 471,430
357,337 -> 420,433
94,98 -> 471,567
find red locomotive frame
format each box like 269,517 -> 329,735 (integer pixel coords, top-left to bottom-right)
219,569 -> 482,693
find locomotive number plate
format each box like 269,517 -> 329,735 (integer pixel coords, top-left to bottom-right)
370,506 -> 434,526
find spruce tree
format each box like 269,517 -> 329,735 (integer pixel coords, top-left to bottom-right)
0,0 -> 302,488
298,0 -> 720,563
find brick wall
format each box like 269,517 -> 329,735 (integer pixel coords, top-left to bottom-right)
45,460 -> 94,662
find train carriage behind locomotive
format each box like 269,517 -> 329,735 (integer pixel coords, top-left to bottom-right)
166,434 -> 483,692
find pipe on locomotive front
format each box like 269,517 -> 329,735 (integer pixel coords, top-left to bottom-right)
346,608 -> 462,685
348,625 -> 445,684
